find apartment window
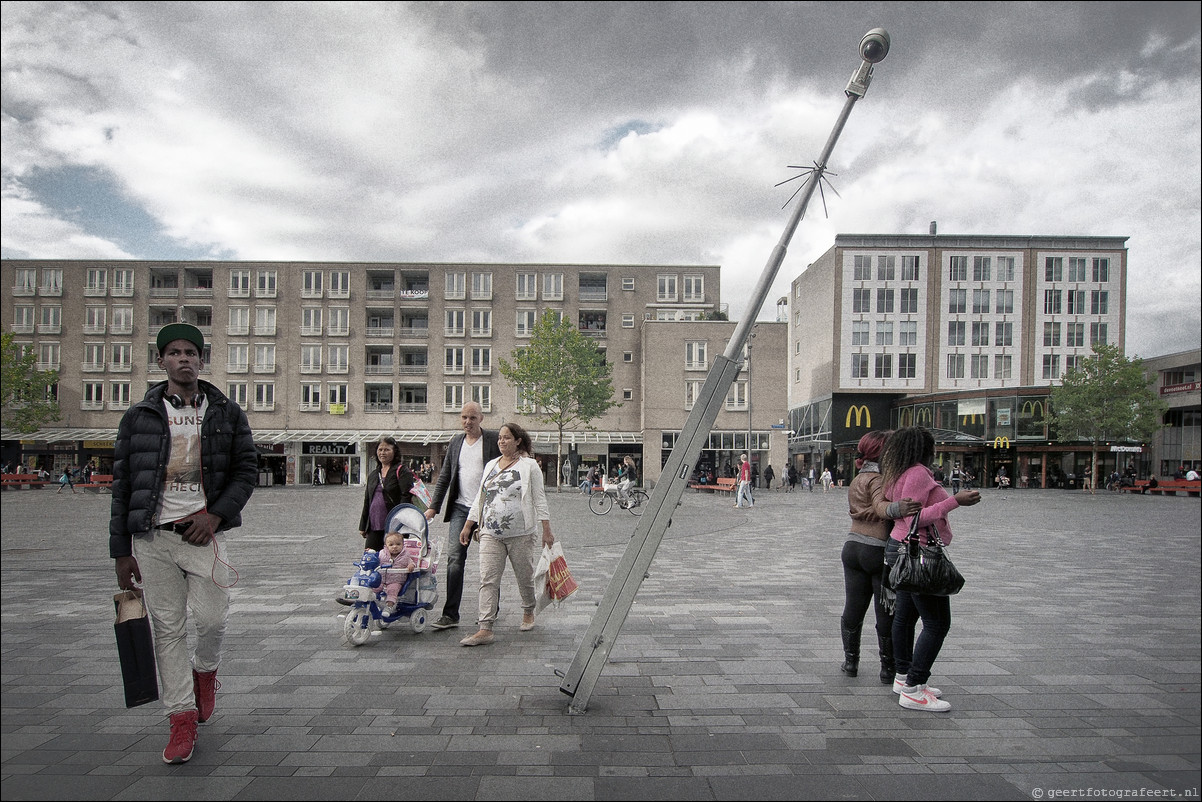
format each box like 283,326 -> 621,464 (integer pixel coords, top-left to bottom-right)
899,321 -> 917,346
444,346 -> 464,374
300,383 -> 322,410
725,381 -> 748,410
227,382 -> 248,406
255,270 -> 277,298
1066,322 -> 1085,347
948,289 -> 967,314
84,306 -> 106,334
969,354 -> 989,379
1068,257 -> 1088,282
682,274 -> 705,302
84,343 -> 105,371
946,353 -> 965,379
852,288 -> 871,313
326,269 -> 350,298
444,272 -> 465,300
1042,354 -> 1060,379
82,381 -> 105,409
228,344 -> 248,372
85,268 -> 107,294
254,382 -> 275,411
470,272 -> 492,300
14,268 -> 37,294
851,321 -> 870,346
516,310 -> 536,337
254,306 -> 276,335
874,354 -> 892,378
228,270 -> 250,297
971,321 -> 989,347
1065,355 -> 1084,374
685,341 -> 708,370
38,305 -> 61,333
328,345 -> 349,373
328,307 -> 349,335
657,274 -> 678,302
1093,258 -> 1110,282
445,309 -> 465,336
901,255 -> 920,281
1043,290 -> 1062,314
898,353 -> 916,379
515,384 -> 537,413
327,383 -> 348,408
222,306 -> 246,336
851,354 -> 869,378
301,345 -> 322,373
996,257 -> 1015,282
1044,257 -> 1063,282
254,344 -> 276,372
471,309 -> 492,337
1090,322 -> 1109,345
948,256 -> 968,281
471,384 -> 491,412
1067,290 -> 1086,315
301,307 -> 322,335
876,321 -> 893,346
972,289 -> 990,314
899,288 -> 919,314
876,288 -> 894,313
301,270 -> 323,298
111,343 -> 132,370
12,305 -> 34,332
947,321 -> 966,346
685,380 -> 703,409
1043,322 -> 1061,347
996,290 -> 1014,314
471,346 -> 491,375
621,314 -> 635,328
995,321 -> 1013,347
876,255 -> 895,281
40,268 -> 63,295
516,273 -> 537,300
853,255 -> 872,281
109,381 -> 131,409
972,256 -> 991,281
994,355 -> 1013,379
444,384 -> 465,411
1091,291 -> 1109,315
542,273 -> 563,300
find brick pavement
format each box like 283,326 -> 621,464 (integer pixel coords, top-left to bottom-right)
1,483 -> 1199,800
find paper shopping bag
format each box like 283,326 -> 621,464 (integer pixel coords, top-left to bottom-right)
545,542 -> 579,602
113,590 -> 159,708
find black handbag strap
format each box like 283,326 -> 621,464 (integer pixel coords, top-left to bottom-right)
905,513 -> 946,550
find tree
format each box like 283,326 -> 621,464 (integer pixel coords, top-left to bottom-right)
498,312 -> 621,490
1,332 -> 62,434
1047,343 -> 1166,486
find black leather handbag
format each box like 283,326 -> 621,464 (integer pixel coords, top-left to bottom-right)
888,514 -> 965,596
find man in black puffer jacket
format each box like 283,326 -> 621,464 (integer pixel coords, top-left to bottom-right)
110,323 -> 256,764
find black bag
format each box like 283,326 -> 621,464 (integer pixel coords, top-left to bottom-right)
888,515 -> 965,596
113,590 -> 159,708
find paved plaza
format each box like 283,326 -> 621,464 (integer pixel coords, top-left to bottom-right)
2,481 -> 1199,801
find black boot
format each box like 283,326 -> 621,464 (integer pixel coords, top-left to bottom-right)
877,635 -> 894,684
840,621 -> 860,677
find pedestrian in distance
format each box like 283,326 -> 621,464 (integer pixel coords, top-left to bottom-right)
110,323 -> 257,763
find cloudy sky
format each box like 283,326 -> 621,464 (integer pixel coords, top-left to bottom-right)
3,1 -> 1199,359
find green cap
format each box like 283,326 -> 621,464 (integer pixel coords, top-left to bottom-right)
156,323 -> 205,354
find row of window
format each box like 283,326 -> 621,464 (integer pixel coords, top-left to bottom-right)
1043,257 -> 1110,283
1042,289 -> 1110,315
847,351 -> 1096,382
849,255 -> 1112,285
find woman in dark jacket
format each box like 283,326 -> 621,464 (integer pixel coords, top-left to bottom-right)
359,436 -> 415,551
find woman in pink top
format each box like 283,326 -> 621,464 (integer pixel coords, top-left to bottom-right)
881,427 -> 980,713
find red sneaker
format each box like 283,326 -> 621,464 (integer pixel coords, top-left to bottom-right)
192,669 -> 220,723
162,710 -> 198,764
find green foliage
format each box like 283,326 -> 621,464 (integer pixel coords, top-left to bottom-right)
1,332 -> 62,433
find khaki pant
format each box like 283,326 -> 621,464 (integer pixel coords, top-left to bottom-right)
476,532 -> 538,630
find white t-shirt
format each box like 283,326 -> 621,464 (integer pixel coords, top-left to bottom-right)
455,435 -> 485,508
157,397 -> 209,525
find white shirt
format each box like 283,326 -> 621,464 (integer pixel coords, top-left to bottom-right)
455,435 -> 485,507
157,397 -> 209,525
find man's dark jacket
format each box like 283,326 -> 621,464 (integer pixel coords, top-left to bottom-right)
109,380 -> 257,558
428,430 -> 500,522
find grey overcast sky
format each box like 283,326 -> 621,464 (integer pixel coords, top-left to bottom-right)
2,1 -> 1199,358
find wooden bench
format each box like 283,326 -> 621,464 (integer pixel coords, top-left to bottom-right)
1119,479 -> 1200,497
688,477 -> 738,495
78,474 -> 114,492
1,473 -> 48,490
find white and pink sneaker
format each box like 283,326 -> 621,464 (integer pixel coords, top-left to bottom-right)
893,674 -> 941,697
898,684 -> 951,712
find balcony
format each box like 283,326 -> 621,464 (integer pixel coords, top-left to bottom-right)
80,400 -> 105,411
12,284 -> 35,297
81,362 -> 106,373
365,326 -> 394,338
84,284 -> 107,297
109,363 -> 133,373
364,365 -> 395,375
300,364 -> 323,375
148,286 -> 178,299
252,363 -> 276,374
364,402 -> 394,414
397,403 -> 428,414
111,284 -> 134,297
83,324 -> 106,335
365,288 -> 395,301
10,323 -> 34,334
36,323 -> 61,335
398,365 -> 428,375
227,362 -> 249,374
300,326 -> 322,336
398,326 -> 429,339
110,322 -> 134,335
228,324 -> 250,336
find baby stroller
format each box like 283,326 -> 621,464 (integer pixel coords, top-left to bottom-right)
339,503 -> 440,646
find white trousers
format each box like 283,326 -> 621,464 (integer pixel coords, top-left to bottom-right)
736,480 -> 753,507
133,530 -> 231,716
476,532 -> 538,629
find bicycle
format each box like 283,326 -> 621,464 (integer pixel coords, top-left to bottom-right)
588,484 -> 649,516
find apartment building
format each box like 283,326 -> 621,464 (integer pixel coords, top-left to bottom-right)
786,232 -> 1130,487
1142,348 -> 1201,477
3,259 -> 788,487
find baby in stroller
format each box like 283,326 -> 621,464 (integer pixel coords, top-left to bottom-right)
379,531 -> 417,616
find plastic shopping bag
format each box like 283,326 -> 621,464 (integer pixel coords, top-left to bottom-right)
545,542 -> 579,602
534,545 -> 553,613
411,478 -> 433,510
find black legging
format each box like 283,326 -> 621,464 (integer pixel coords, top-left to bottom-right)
840,539 -> 892,639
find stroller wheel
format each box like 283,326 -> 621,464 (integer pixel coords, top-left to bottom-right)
344,607 -> 373,646
410,609 -> 427,633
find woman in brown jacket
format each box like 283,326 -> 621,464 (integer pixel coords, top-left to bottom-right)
839,431 -> 920,681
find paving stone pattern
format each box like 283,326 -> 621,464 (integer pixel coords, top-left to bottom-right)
2,483 -> 1199,800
